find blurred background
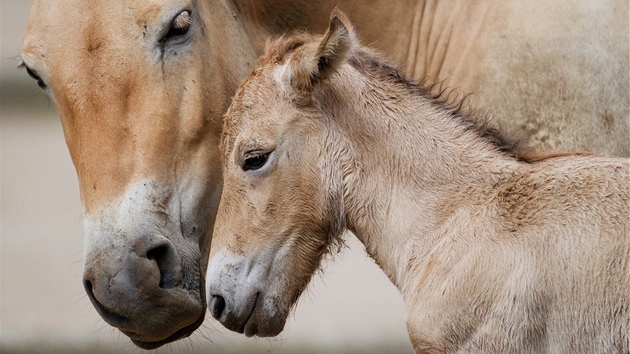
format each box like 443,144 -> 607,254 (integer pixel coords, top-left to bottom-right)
0,1 -> 412,353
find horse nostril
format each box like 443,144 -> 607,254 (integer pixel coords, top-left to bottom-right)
83,278 -> 94,297
146,243 -> 178,289
82,277 -> 128,324
210,295 -> 226,320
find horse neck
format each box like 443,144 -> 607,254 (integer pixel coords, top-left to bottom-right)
232,0 -> 491,80
231,0 -> 341,55
316,60 -> 521,290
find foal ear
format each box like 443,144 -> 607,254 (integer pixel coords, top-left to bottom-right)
316,9 -> 357,80
290,9 -> 357,91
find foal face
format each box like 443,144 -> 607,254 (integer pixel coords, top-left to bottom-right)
207,14 -> 356,337
206,68 -> 334,337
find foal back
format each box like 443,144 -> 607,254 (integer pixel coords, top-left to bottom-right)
405,156 -> 629,353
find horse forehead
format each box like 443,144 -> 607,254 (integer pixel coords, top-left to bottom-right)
28,0 -> 171,21
24,0 -> 177,50
23,0 -> 190,103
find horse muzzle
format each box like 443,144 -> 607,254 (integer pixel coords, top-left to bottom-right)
82,232 -> 206,348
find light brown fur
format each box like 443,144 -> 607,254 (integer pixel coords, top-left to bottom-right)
21,0 -> 628,348
208,12 -> 630,353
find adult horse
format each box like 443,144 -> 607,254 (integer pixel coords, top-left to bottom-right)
20,0 -> 628,349
207,12 -> 629,352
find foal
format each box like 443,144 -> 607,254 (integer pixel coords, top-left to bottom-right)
207,11 -> 629,353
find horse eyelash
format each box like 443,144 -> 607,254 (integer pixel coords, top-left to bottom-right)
242,151 -> 272,172
19,61 -> 47,89
160,10 -> 192,43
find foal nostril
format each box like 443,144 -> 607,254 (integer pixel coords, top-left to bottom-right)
210,295 -> 226,320
146,243 -> 178,289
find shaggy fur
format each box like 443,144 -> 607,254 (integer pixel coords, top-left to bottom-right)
22,0 -> 628,348
208,12 -> 630,353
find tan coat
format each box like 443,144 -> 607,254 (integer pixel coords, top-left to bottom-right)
21,0 -> 628,347
208,12 -> 630,353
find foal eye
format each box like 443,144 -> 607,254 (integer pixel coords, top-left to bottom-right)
242,152 -> 270,171
163,10 -> 191,41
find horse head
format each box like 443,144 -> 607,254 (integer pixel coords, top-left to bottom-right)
21,0 -> 256,348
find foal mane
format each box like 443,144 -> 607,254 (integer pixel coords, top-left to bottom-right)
346,48 -> 546,163
259,34 -> 576,163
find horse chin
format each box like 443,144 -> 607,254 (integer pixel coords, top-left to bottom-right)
128,309 -> 207,349
86,282 -> 207,349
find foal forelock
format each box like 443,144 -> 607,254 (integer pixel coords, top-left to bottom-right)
221,34 -> 314,164
262,33 -> 315,65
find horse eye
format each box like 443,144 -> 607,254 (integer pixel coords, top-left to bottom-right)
165,10 -> 191,39
20,63 -> 46,89
243,152 -> 269,171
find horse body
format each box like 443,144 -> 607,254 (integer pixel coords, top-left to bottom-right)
21,0 -> 628,347
207,13 -> 630,352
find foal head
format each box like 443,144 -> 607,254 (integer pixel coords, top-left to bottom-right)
206,11 -> 357,337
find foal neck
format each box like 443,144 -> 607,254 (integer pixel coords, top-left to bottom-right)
316,50 -> 523,289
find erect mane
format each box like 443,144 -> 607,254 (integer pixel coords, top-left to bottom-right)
346,47 -> 550,163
